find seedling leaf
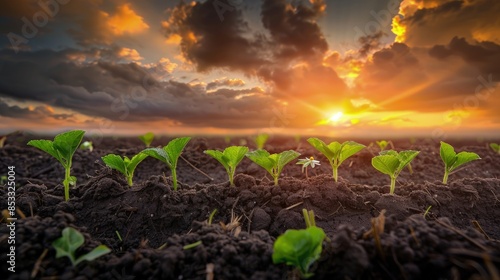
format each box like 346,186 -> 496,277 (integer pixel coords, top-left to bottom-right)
52,227 -> 110,266
440,141 -> 480,184
139,132 -> 155,147
102,153 -> 148,186
204,146 -> 248,186
27,130 -> 85,201
307,138 -> 365,182
272,226 -> 325,278
372,150 -> 419,194
254,133 -> 269,150
102,154 -> 127,175
490,143 -> 499,153
141,137 -> 191,190
246,149 -> 300,185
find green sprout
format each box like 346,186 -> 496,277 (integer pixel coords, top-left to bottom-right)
141,137 -> 191,191
375,140 -> 391,151
254,133 -> 269,150
307,138 -> 365,182
0,175 -> 7,185
139,132 -> 155,147
52,227 -> 110,266
440,141 -> 480,184
204,146 -> 249,186
372,150 -> 419,195
101,153 -> 148,186
489,143 -> 500,154
79,141 -> 93,152
27,130 -> 85,201
246,149 -> 300,186
224,136 -> 231,144
183,241 -> 202,250
0,136 -> 6,148
272,209 -> 325,279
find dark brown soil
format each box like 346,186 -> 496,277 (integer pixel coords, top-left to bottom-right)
1,133 -> 499,279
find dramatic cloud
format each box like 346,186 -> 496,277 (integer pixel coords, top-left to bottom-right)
206,78 -> 246,90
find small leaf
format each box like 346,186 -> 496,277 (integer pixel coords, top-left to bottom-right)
205,150 -> 230,171
102,154 -> 127,175
376,140 -> 388,150
489,143 -> 499,153
450,151 -> 480,171
74,245 -> 111,265
307,138 -> 334,161
126,153 -> 148,176
53,130 -> 85,165
372,155 -> 400,176
164,137 -> 191,168
52,227 -> 85,265
139,132 -> 155,147
28,140 -> 62,163
339,141 -> 365,164
223,146 -> 249,169
440,141 -> 457,168
246,149 -> 275,174
142,147 -> 170,166
255,134 -> 269,149
327,141 -> 342,158
277,150 -> 301,174
397,150 -> 420,170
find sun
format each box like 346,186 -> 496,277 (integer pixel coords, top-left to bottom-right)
328,111 -> 344,123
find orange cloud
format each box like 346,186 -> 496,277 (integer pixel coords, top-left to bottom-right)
117,47 -> 143,61
106,4 -> 149,36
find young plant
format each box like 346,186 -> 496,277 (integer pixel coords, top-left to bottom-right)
139,132 -> 155,147
440,141 -> 480,184
79,141 -> 93,152
254,133 -> 269,150
52,227 -> 110,266
141,137 -> 191,190
372,150 -> 419,195
27,130 -> 85,201
204,146 -> 249,186
246,149 -> 300,185
307,138 -> 365,182
490,143 -> 500,154
272,209 -> 325,278
101,153 -> 148,186
375,140 -> 391,151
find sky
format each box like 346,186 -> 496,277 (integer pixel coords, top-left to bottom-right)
0,0 -> 499,138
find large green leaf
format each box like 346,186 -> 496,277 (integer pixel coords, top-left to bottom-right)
339,141 -> 365,164
272,226 -> 325,278
277,150 -> 301,175
307,138 -> 334,160
27,139 -> 62,163
204,149 -> 229,171
397,150 -> 420,170
246,149 -> 275,174
450,152 -> 480,171
125,153 -> 148,175
164,137 -> 191,168
142,147 -> 170,166
52,130 -> 85,166
223,146 -> 249,169
74,245 -> 111,265
372,155 -> 400,176
101,154 -> 127,175
440,141 -> 457,168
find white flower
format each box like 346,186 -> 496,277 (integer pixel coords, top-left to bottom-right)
296,156 -> 320,173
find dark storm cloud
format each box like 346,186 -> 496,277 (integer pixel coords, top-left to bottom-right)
0,48 -> 278,129
0,98 -> 74,120
260,0 -> 328,60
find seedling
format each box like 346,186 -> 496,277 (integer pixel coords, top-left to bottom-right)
440,141 -> 480,184
183,241 -> 202,250
296,157 -> 320,178
27,130 -> 85,201
372,150 -> 419,195
0,136 -> 6,148
204,146 -> 249,186
139,132 -> 155,147
101,153 -> 148,186
490,143 -> 500,154
272,209 -> 325,278
254,133 -> 269,150
224,136 -> 231,144
246,149 -> 300,185
141,137 -> 191,190
79,141 -> 93,152
375,140 -> 391,151
207,209 -> 217,225
307,138 -> 365,182
52,227 -> 110,266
